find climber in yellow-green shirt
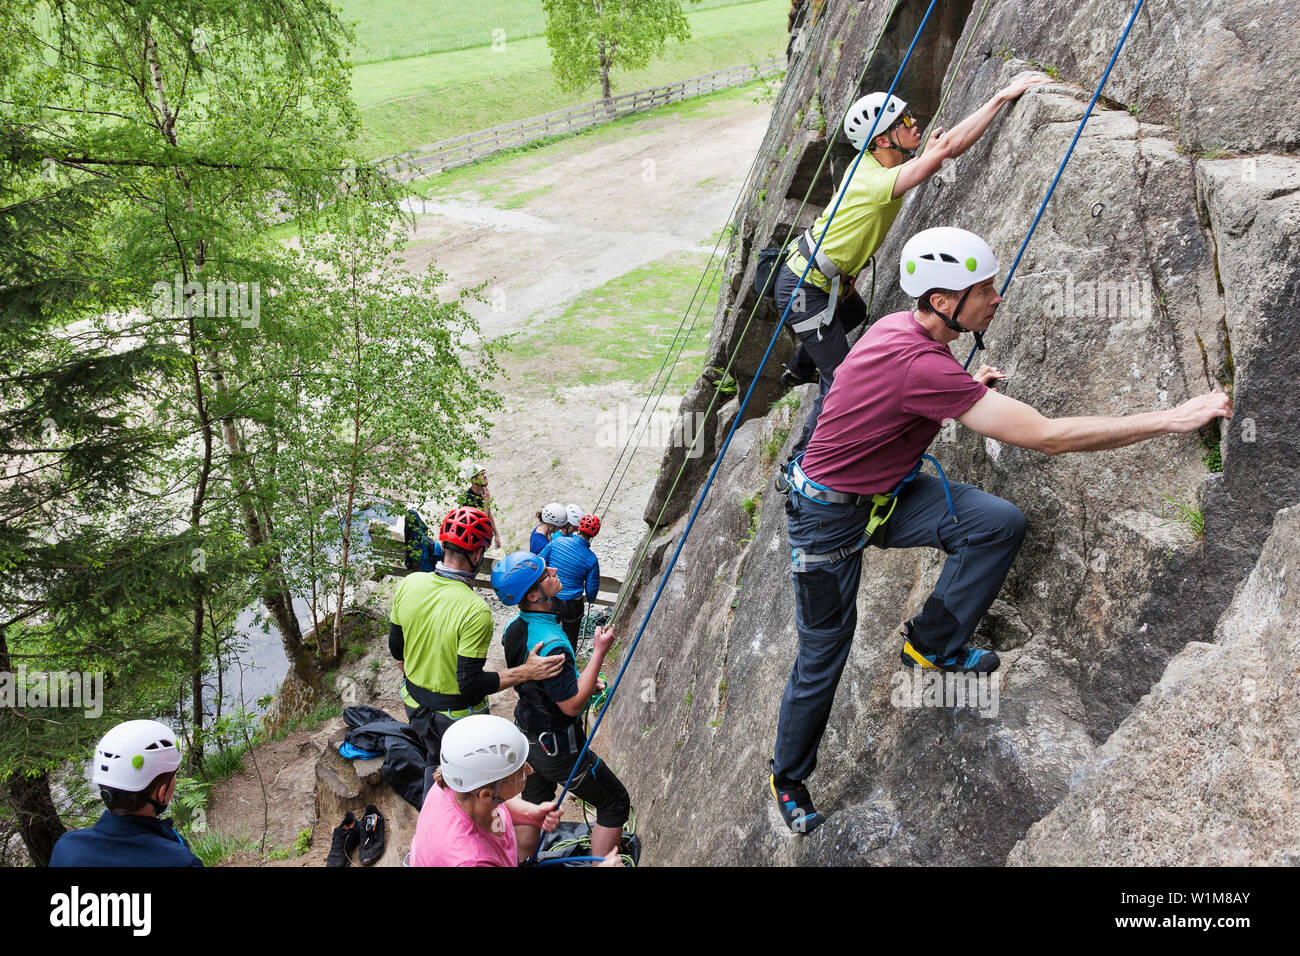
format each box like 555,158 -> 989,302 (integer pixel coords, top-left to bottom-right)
776,73 -> 1051,458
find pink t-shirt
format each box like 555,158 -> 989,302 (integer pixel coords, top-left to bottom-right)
800,311 -> 987,495
409,782 -> 518,867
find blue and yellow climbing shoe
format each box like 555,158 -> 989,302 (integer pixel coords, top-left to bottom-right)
769,765 -> 824,834
900,638 -> 1000,673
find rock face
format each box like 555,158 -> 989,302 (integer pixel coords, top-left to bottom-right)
1010,505 -> 1300,865
608,0 -> 1299,865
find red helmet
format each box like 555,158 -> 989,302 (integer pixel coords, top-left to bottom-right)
578,514 -> 601,537
440,507 -> 494,551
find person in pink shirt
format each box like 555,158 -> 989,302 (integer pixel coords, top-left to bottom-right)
409,714 -> 560,867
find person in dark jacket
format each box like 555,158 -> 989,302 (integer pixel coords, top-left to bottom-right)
538,512 -> 602,648
457,463 -> 502,549
50,719 -> 202,867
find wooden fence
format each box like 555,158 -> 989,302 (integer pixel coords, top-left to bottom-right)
380,57 -> 783,181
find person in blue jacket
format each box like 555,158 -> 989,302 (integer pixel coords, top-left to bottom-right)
531,502 -> 566,554
50,719 -> 202,867
539,513 -> 602,649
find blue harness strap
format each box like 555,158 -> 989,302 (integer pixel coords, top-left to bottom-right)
788,454 -> 958,572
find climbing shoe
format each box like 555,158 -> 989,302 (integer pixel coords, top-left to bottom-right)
769,765 -> 824,834
779,364 -> 817,389
900,638 -> 1000,673
358,803 -> 386,865
774,454 -> 793,494
326,811 -> 359,868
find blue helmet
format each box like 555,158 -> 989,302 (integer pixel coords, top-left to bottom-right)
491,551 -> 547,606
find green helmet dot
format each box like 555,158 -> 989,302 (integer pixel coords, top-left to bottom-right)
906,260 -> 916,275
965,257 -> 978,272
131,754 -> 145,770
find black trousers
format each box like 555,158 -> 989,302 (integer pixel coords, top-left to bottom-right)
775,262 -> 869,457
558,596 -> 585,650
404,705 -> 460,799
521,729 -> 631,829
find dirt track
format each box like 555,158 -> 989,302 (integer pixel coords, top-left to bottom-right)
400,92 -> 773,582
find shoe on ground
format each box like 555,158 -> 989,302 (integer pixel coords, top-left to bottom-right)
358,803 -> 386,865
326,810 -> 358,868
769,764 -> 824,834
900,638 -> 1000,673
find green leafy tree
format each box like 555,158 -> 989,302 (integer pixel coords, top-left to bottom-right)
246,221 -> 503,663
2,0 -> 508,861
541,0 -> 699,101
0,121 -> 208,863
1,0 -> 367,859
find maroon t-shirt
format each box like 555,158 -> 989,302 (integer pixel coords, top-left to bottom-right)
800,311 -> 988,495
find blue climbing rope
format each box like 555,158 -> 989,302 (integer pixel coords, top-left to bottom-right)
533,0 -> 944,859
964,0 -> 1147,370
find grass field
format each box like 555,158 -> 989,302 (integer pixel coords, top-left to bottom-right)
514,250 -> 716,393
351,0 -> 787,157
336,0 -> 778,63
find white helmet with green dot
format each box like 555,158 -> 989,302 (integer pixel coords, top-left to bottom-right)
92,719 -> 182,792
899,227 -> 999,332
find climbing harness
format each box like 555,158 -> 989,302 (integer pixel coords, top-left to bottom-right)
784,453 -> 958,572
963,0 -> 1147,371
786,228 -> 846,340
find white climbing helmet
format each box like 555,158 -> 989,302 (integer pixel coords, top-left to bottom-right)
541,502 -> 566,525
898,227 -> 999,297
92,720 -> 182,792
844,91 -> 908,151
461,461 -> 486,484
566,504 -> 585,527
439,715 -> 530,793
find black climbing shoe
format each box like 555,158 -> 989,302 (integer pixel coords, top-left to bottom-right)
780,364 -> 817,389
769,764 -> 824,834
900,638 -> 1000,673
326,811 -> 359,868
358,803 -> 386,865
774,454 -> 793,494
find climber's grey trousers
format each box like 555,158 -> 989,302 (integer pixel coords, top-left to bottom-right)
772,473 -> 1026,784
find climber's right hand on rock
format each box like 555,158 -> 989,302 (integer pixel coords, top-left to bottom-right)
1167,389 -> 1233,433
524,643 -> 566,680
1000,72 -> 1053,102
